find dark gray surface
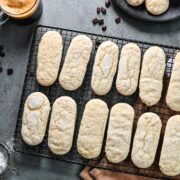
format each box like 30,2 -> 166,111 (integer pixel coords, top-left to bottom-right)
0,0 -> 180,179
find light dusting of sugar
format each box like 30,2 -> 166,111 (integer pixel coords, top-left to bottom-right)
101,54 -> 113,78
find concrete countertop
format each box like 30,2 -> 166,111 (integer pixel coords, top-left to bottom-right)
0,0 -> 180,179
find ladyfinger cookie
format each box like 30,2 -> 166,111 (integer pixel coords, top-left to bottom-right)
159,115 -> 180,176
116,43 -> 141,96
48,96 -> 77,155
166,52 -> 180,111
105,103 -> 134,163
21,92 -> 51,145
77,99 -> 109,159
37,31 -> 63,86
131,112 -> 162,168
91,41 -> 119,95
139,46 -> 166,106
59,35 -> 93,90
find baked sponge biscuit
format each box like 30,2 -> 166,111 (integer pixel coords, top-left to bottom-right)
48,96 -> 77,155
139,46 -> 166,106
116,43 -> 141,96
166,52 -> 180,112
21,92 -> 50,145
159,115 -> 180,176
145,0 -> 169,15
37,31 -> 63,86
91,41 -> 119,96
77,99 -> 109,159
59,35 -> 93,91
126,0 -> 144,6
105,103 -> 134,163
131,112 -> 162,168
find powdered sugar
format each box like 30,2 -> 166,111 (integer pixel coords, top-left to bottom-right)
0,150 -> 8,174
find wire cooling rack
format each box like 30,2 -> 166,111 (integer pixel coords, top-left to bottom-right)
14,25 -> 180,179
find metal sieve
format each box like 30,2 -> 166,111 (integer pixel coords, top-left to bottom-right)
0,8 -> 9,25
0,143 -> 17,177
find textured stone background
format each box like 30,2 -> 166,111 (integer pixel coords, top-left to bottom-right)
0,0 -> 180,179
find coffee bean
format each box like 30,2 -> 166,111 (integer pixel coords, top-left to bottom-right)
92,18 -> 98,25
101,7 -> 106,14
0,51 -> 5,57
95,40 -> 101,49
98,19 -> 104,25
0,67 -> 3,73
105,0 -> 111,8
102,25 -> 107,31
7,68 -> 13,76
115,16 -> 121,24
97,7 -> 101,14
0,45 -> 3,51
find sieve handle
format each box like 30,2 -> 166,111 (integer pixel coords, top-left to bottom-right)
0,6 -> 9,26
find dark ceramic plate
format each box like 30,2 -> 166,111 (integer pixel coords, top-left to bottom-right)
112,0 -> 180,22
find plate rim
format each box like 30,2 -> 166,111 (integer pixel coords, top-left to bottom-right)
112,0 -> 180,22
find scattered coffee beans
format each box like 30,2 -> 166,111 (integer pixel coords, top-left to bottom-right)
93,2 -> 121,32
97,7 -> 101,14
102,25 -> 107,31
98,19 -> 104,25
115,16 -> 121,24
101,7 -> 106,14
7,68 -> 13,76
105,0 -> 111,8
92,18 -> 98,25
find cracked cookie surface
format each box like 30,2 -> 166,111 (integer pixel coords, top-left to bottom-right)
77,99 -> 109,159
145,0 -> 169,15
21,92 -> 51,145
37,31 -> 63,86
159,115 -> 180,176
48,96 -> 77,155
105,103 -> 134,163
59,35 -> 93,91
116,43 -> 141,96
131,112 -> 162,168
91,41 -> 119,96
166,52 -> 180,112
139,46 -> 165,106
